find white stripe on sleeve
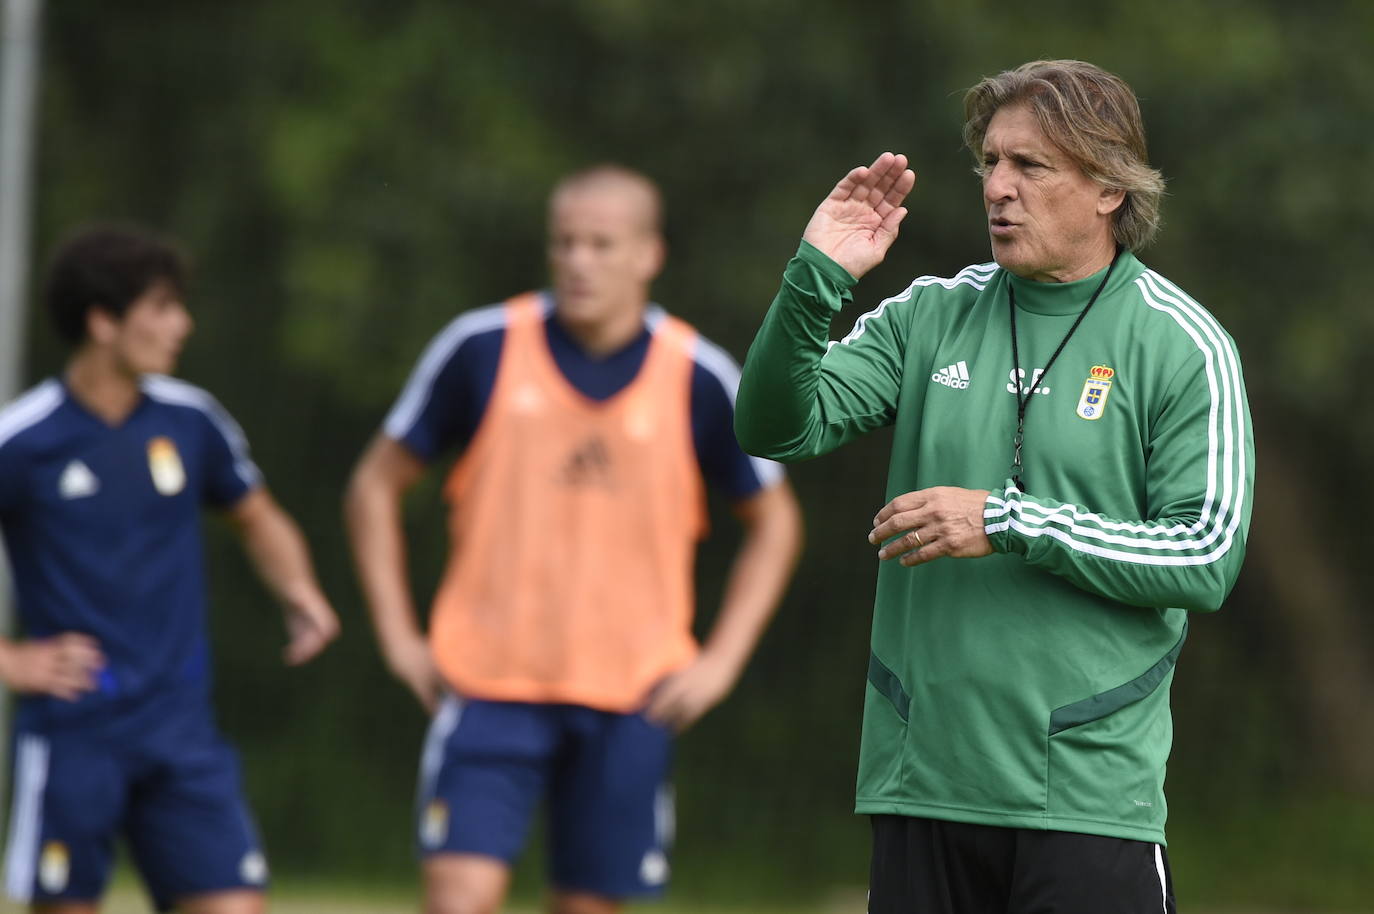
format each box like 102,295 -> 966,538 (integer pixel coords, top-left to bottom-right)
0,381 -> 64,452
384,304 -> 513,442
691,335 -> 784,488
984,273 -> 1248,567
141,375 -> 262,488
827,263 -> 996,352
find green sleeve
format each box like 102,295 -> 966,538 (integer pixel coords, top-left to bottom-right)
735,241 -> 908,460
984,350 -> 1255,612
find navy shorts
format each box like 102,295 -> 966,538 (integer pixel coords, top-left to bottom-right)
2,690 -> 267,911
417,696 -> 674,899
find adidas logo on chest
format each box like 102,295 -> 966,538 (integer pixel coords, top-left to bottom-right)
58,460 -> 100,500
931,360 -> 971,390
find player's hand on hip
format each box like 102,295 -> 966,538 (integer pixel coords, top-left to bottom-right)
383,630 -> 443,714
802,152 -> 916,279
283,598 -> 341,666
644,652 -> 739,733
869,486 -> 993,567
0,633 -> 105,701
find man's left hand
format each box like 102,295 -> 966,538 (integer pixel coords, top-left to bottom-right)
283,599 -> 341,666
644,653 -> 740,732
869,486 -> 993,567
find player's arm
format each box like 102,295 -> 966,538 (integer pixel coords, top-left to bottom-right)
646,480 -> 802,731
343,434 -> 440,712
225,487 -> 341,665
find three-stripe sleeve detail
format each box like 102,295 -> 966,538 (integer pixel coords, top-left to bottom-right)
826,264 -> 996,353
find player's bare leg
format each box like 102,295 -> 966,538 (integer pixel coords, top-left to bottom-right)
423,853 -> 510,914
176,889 -> 265,914
549,890 -> 623,914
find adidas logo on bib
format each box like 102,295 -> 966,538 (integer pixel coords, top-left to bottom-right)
931,360 -> 971,389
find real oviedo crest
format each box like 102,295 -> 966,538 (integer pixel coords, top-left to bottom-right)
1075,365 -> 1115,421
147,436 -> 187,495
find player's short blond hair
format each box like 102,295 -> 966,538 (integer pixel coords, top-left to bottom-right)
963,60 -> 1166,251
549,165 -> 663,236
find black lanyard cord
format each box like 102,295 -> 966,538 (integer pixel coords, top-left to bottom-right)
1008,248 -> 1122,492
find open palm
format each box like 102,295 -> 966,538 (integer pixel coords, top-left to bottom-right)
802,152 -> 916,279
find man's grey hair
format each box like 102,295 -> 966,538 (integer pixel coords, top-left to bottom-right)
963,60 -> 1166,251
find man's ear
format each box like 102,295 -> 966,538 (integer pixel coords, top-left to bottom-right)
85,305 -> 120,345
639,235 -> 667,284
1098,186 -> 1127,217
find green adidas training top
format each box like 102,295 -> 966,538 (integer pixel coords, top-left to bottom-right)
736,241 -> 1254,844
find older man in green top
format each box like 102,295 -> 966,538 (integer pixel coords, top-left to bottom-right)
735,60 -> 1253,914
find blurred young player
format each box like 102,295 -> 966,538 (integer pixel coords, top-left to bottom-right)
345,165 -> 802,914
0,225 -> 340,914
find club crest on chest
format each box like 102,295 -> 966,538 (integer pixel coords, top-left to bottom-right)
1075,365 -> 1115,421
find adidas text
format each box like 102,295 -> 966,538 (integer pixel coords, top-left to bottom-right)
931,360 -> 971,389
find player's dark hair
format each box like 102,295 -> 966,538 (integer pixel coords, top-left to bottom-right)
44,224 -> 188,346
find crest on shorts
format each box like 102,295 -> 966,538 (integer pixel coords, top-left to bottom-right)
640,849 -> 669,886
421,799 -> 449,848
39,841 -> 69,893
147,437 -> 186,495
239,850 -> 269,884
1075,365 -> 1115,421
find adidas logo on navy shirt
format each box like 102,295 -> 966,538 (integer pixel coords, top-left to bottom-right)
931,360 -> 971,389
58,460 -> 99,500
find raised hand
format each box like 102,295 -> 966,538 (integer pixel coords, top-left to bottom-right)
802,152 -> 916,279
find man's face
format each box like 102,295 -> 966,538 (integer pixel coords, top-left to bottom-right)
547,184 -> 663,330
981,103 -> 1123,282
94,279 -> 194,377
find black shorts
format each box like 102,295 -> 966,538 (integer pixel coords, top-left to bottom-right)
868,815 -> 1176,914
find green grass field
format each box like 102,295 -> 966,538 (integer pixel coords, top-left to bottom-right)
43,883 -> 871,914
31,886 -> 1359,914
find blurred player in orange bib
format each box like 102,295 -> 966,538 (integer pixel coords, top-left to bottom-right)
345,166 -> 802,914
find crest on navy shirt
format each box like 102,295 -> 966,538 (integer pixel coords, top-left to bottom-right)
147,436 -> 186,495
1075,365 -> 1115,421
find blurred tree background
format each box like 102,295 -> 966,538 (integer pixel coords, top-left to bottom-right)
7,0 -> 1374,909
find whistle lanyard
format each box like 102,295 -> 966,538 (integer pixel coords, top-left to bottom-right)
1007,249 -> 1121,492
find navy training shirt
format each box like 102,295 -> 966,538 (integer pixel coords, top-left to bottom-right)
382,295 -> 783,499
0,375 -> 260,728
